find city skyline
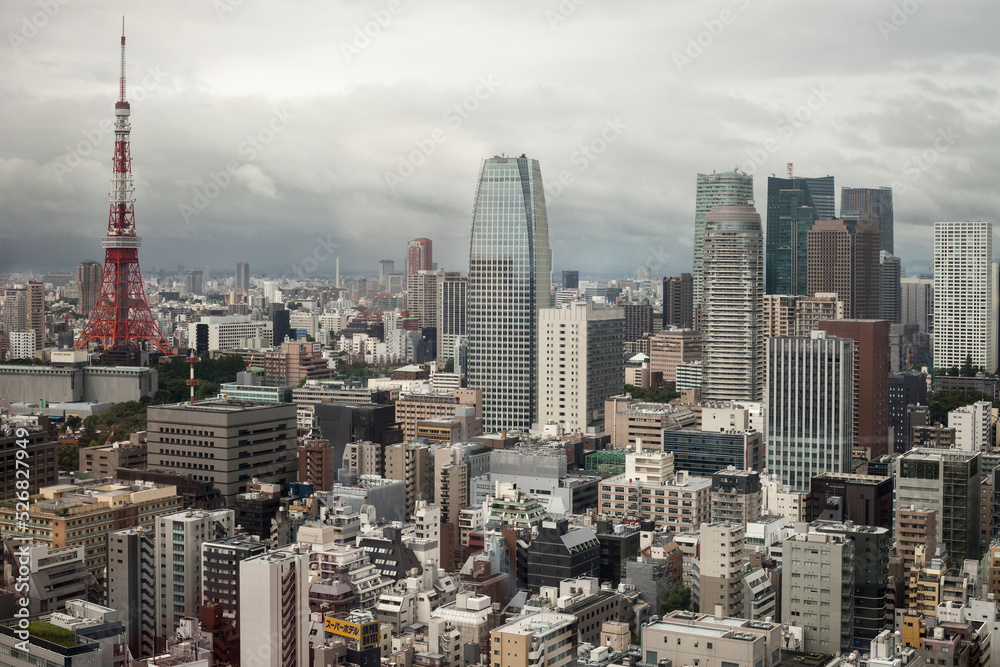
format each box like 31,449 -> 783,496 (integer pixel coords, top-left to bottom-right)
1,2 -> 997,278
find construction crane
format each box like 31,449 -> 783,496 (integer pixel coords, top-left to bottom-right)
103,425 -> 118,445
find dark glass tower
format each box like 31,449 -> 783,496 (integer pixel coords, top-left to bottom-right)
764,189 -> 816,296
765,175 -> 832,294
468,155 -> 551,432
841,186 -> 894,254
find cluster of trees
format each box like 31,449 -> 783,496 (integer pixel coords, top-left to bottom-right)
153,354 -> 247,404
927,389 -> 998,424
624,384 -> 680,403
659,582 -> 691,614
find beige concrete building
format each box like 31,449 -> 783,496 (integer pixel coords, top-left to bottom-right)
697,521 -> 746,617
343,441 -> 384,477
896,505 -> 938,569
781,525 -> 854,654
599,469 -> 711,532
147,399 -> 298,504
537,301 -> 625,432
395,386 -> 482,442
435,444 -> 469,531
764,293 -> 844,337
490,611 -> 577,667
649,329 -> 701,383
417,408 -> 482,444
385,442 -> 432,519
640,611 -> 782,667
79,440 -> 147,477
604,394 -> 697,449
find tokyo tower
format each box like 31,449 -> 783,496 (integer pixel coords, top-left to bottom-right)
74,22 -> 173,360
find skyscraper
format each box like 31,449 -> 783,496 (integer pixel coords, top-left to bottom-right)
934,221 -> 996,373
807,218 -> 880,319
407,238 -> 433,275
27,281 -> 44,347
880,251 -> 902,324
236,261 -> 249,291
562,270 -> 579,289
701,204 -> 764,402
693,170 -> 754,308
900,276 -> 933,334
841,186 -> 894,254
468,155 -> 551,432
764,188 -> 816,295
437,272 -> 467,361
819,320 -> 890,459
537,301 -> 624,432
379,259 -> 395,286
766,331 -> 854,492
185,269 -> 204,296
77,260 -> 103,318
662,273 -> 693,329
406,269 -> 441,329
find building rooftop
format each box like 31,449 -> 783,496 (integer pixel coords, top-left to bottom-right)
152,398 -> 292,413
494,611 -> 576,636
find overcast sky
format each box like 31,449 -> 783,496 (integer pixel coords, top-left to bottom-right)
1,0 -> 997,280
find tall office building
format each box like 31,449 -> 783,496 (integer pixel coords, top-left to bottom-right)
901,277 -> 933,334
622,303 -> 653,342
562,270 -> 579,289
467,155 -> 551,432
934,222 -> 996,373
807,218 -> 881,319
819,320 -> 890,459
537,301 -> 624,432
27,281 -> 44,347
765,175 -> 834,292
185,269 -> 204,295
437,272 -> 467,361
701,204 -> 764,402
879,252 -> 902,324
1,286 -> 27,334
841,186 -> 894,254
156,508 -> 235,645
77,260 -> 103,318
765,188 -> 816,296
236,261 -> 249,291
766,331 -> 854,492
379,259 -> 395,286
239,550 -> 311,667
407,238 -> 433,275
895,448 -> 981,563
662,273 -> 693,329
693,170 -> 754,308
107,528 -> 157,659
406,269 -> 443,329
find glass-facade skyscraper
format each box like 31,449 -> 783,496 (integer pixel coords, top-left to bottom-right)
693,170 -> 754,308
765,175 -> 834,295
841,186 -> 894,254
467,155 -> 551,432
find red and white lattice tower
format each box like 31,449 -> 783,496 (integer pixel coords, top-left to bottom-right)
74,21 -> 173,357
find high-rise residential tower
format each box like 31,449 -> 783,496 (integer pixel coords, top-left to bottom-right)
766,331 -> 854,492
437,271 -> 467,361
407,238 -> 433,275
27,281 -> 44,347
693,170 -> 754,308
933,221 -> 996,373
901,277 -> 933,334
841,186 -> 894,254
467,155 -> 551,432
77,262 -> 103,318
764,188 -> 816,296
662,273 -> 693,329
701,204 -> 764,402
807,218 -> 881,319
236,261 -> 249,291
537,301 -> 624,432
879,252 -> 902,324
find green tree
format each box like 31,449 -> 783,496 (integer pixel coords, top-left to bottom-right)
64,415 -> 82,432
443,359 -> 455,373
297,377 -> 308,388
58,443 -> 79,472
624,384 -> 680,403
660,582 -> 691,615
961,354 -> 975,378
927,389 -> 998,424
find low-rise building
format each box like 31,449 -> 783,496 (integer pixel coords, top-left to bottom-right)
639,611 -> 782,667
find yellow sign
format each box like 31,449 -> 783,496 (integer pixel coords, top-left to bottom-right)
324,616 -> 380,649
